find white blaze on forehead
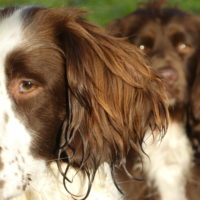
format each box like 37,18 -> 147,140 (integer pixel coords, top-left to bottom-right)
0,8 -> 24,98
0,8 -> 29,141
0,8 -> 24,64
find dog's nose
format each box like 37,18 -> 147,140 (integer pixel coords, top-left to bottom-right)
157,67 -> 178,85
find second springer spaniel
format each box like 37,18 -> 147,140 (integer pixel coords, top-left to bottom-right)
0,6 -> 168,200
108,1 -> 200,200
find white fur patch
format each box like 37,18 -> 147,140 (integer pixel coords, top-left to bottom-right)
143,122 -> 193,200
11,163 -> 122,200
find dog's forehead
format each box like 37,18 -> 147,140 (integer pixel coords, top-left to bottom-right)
0,7 -> 43,88
0,8 -> 23,61
0,6 -> 44,60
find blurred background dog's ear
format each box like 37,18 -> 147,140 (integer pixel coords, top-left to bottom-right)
187,16 -> 200,146
107,18 -> 123,36
188,54 -> 200,151
107,14 -> 143,38
190,57 -> 200,122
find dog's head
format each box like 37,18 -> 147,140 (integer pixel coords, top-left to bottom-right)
0,6 -> 168,199
108,0 -> 200,107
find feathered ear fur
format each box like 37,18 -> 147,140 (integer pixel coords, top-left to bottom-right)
32,8 -> 168,197
188,55 -> 200,136
53,8 -> 168,167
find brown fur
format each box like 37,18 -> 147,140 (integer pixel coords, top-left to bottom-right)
3,7 -> 169,199
188,56 -> 200,160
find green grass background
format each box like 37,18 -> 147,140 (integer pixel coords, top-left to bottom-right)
0,0 -> 200,26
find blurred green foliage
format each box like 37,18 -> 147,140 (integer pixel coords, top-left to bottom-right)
0,0 -> 200,26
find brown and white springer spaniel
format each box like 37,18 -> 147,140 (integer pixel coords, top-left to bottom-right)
0,6 -> 168,200
108,1 -> 200,200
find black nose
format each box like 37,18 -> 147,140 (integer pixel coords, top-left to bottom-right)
157,67 -> 178,85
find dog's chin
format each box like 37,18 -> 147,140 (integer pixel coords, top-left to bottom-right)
165,85 -> 186,106
167,98 -> 176,106
166,90 -> 178,106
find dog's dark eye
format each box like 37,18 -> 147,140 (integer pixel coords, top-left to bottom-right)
138,37 -> 154,53
138,43 -> 152,53
139,45 -> 146,50
171,33 -> 193,54
19,80 -> 38,93
176,42 -> 192,54
8,79 -> 42,99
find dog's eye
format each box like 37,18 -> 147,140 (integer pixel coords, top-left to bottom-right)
139,45 -> 146,50
19,80 -> 38,93
176,42 -> 192,54
8,79 -> 42,100
138,38 -> 154,53
138,44 -> 152,54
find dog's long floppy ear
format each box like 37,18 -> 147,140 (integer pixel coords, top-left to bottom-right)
31,8 -> 168,198
51,8 -> 169,168
190,67 -> 200,125
187,56 -> 200,162
189,17 -> 200,120
185,16 -> 200,148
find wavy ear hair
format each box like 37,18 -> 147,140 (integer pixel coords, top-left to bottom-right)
54,8 -> 168,166
36,8 -> 168,197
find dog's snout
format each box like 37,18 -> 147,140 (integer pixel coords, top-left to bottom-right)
158,67 -> 178,85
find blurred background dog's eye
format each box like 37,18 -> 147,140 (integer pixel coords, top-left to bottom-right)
137,36 -> 154,53
139,44 -> 145,50
171,33 -> 193,54
176,42 -> 192,53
